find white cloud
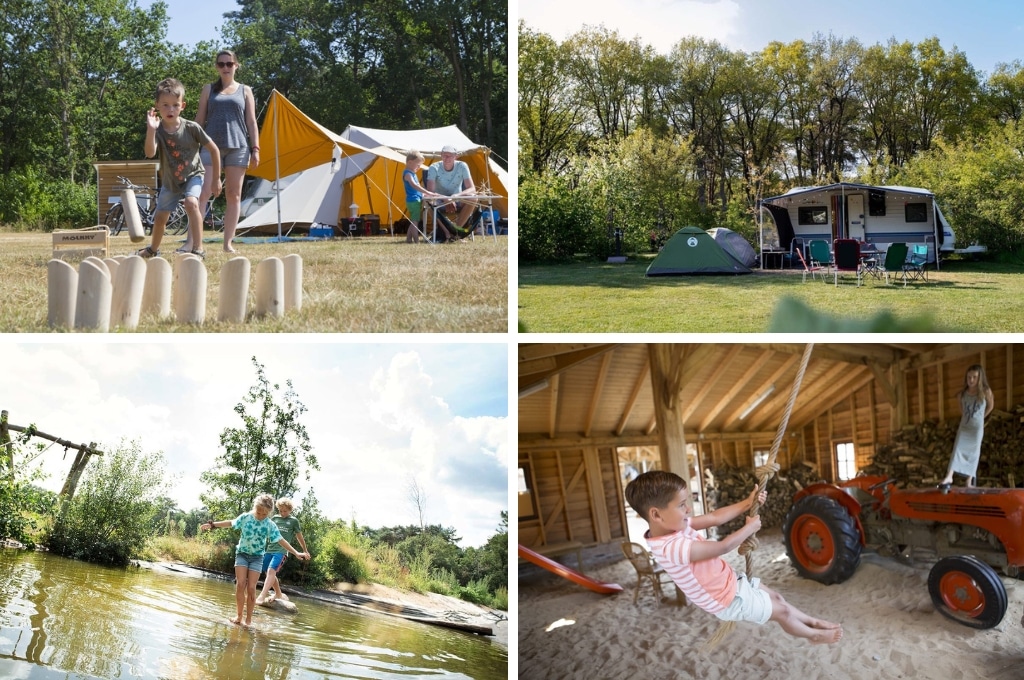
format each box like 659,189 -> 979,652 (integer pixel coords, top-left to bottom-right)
2,342 -> 508,547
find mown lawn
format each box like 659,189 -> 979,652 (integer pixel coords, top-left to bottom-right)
518,257 -> 1024,333
1,230 -> 508,333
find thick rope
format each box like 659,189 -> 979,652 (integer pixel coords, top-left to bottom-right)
704,342 -> 815,651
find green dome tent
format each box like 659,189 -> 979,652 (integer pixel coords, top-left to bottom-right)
646,226 -> 752,276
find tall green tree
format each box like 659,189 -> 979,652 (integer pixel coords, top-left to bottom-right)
200,356 -> 319,518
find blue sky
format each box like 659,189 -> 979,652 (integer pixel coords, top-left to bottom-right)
143,0 -> 236,47
518,0 -> 1024,76
2,342 -> 508,547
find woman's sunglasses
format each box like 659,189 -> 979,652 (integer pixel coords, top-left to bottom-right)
217,61 -> 235,68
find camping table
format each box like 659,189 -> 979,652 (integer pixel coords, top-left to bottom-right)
425,194 -> 501,243
760,249 -> 786,269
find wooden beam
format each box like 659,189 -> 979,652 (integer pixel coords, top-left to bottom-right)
615,361 -> 650,436
583,351 -> 613,438
724,354 -> 801,429
520,432 -> 660,450
681,345 -> 743,423
789,367 -> 874,429
744,342 -> 901,367
869,363 -> 897,406
648,344 -> 691,505
900,343 -> 1005,371
698,349 -> 772,431
547,374 -> 560,439
518,343 -> 618,388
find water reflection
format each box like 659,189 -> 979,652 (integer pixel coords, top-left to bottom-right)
0,549 -> 506,679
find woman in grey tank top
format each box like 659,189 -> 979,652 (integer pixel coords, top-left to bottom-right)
190,49 -> 260,253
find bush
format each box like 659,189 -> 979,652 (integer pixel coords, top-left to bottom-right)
519,173 -> 604,262
0,478 -> 56,550
47,441 -> 169,566
0,166 -> 96,231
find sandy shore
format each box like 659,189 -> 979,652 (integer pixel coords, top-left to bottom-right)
519,530 -> 1024,679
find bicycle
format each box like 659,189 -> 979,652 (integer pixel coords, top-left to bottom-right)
104,176 -> 189,237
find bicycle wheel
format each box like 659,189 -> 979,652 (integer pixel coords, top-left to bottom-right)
165,203 -> 189,235
104,203 -> 125,236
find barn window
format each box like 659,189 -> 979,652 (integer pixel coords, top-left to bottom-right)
753,449 -> 769,469
835,442 -> 856,481
518,464 -> 538,520
798,206 -> 828,225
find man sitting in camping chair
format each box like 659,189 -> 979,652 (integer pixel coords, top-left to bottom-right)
425,145 -> 476,241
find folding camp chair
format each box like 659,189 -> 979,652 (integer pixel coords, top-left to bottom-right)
620,541 -> 685,605
795,246 -> 825,283
807,239 -> 833,281
832,238 -> 862,287
875,242 -> 909,286
903,244 -> 929,282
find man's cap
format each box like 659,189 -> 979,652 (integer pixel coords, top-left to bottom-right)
441,144 -> 458,154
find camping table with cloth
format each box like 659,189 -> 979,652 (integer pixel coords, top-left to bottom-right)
424,194 -> 501,243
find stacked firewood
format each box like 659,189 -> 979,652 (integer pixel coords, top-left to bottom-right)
706,463 -> 825,535
863,409 -> 1024,488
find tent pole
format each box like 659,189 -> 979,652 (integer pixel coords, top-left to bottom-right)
274,92 -> 282,241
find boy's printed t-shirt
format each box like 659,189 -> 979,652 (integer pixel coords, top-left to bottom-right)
266,514 -> 302,554
645,519 -> 737,614
155,119 -> 212,191
232,512 -> 283,554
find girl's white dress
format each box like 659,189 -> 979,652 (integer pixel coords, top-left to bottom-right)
949,391 -> 986,477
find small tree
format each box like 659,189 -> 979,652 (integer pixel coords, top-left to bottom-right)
200,357 -> 319,518
47,440 -> 169,566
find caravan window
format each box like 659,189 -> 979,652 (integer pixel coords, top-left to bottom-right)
905,203 -> 928,222
798,206 -> 828,225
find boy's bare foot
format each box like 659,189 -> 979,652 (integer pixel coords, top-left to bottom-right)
229,617 -> 242,625
255,596 -> 266,606
265,592 -> 276,603
277,593 -> 289,601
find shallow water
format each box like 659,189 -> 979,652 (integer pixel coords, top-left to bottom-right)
0,549 -> 506,679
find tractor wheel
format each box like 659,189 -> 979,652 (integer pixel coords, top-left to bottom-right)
783,495 -> 862,585
928,555 -> 1007,629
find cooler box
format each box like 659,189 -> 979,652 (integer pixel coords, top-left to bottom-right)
478,210 -> 501,234
338,217 -> 362,237
361,214 -> 381,235
310,225 -> 333,238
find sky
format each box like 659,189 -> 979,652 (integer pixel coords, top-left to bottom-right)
1,341 -> 508,548
143,0 -> 237,47
518,0 -> 1024,76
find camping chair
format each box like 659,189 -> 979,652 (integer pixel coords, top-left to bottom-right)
875,242 -> 909,286
620,541 -> 685,606
807,239 -> 833,281
903,244 -> 929,282
794,246 -> 824,282
832,238 -> 863,287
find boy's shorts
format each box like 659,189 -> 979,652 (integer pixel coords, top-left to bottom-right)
407,201 -> 422,223
262,552 -> 286,572
156,175 -> 203,212
714,573 -> 772,625
201,146 -> 251,168
234,552 -> 264,573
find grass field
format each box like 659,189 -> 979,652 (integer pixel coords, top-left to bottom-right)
2,231 -> 508,333
518,257 -> 1024,333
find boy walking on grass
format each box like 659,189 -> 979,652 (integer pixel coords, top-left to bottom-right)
625,470 -> 843,645
138,77 -> 221,260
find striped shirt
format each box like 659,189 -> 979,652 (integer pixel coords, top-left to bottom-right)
645,519 -> 737,614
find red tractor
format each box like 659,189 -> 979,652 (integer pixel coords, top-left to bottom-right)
782,475 -> 1024,629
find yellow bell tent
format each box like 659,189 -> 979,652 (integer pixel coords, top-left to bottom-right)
242,90 -> 405,237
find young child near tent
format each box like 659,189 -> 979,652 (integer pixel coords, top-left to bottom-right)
624,470 -> 843,644
403,151 -> 443,243
138,77 -> 221,260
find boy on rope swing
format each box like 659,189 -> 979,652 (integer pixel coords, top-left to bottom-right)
625,470 -> 843,645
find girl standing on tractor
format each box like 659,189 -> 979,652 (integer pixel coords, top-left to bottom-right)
939,364 -> 995,490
